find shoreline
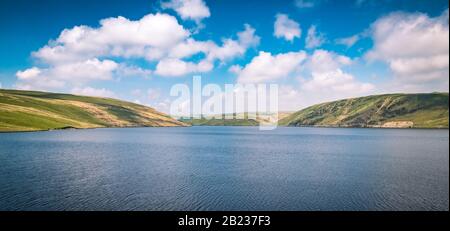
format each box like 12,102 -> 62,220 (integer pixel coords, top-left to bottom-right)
1,124 -> 448,134
0,124 -> 192,134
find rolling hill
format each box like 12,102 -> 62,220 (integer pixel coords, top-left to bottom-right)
0,89 -> 186,132
279,93 -> 449,128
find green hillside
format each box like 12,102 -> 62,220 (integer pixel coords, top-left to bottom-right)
0,89 -> 186,132
279,93 -> 449,128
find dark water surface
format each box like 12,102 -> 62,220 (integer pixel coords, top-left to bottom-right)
0,127 -> 448,211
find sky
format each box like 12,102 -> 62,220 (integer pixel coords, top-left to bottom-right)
0,0 -> 448,113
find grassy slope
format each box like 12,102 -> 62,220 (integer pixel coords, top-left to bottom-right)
0,89 -> 186,132
279,93 -> 449,128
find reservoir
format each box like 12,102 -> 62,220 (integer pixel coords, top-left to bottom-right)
0,127 -> 448,211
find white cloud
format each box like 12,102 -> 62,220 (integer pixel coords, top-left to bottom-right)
15,79 -> 65,91
233,49 -> 368,106
305,25 -> 325,49
274,14 -> 301,42
307,49 -> 352,73
301,50 -> 373,99
207,24 -> 260,63
16,11 -> 260,92
116,65 -> 152,78
168,24 -> 259,63
16,67 -> 42,80
271,49 -> 374,111
161,0 -> 210,23
207,40 -> 245,62
237,24 -> 261,48
33,13 -> 190,64
71,87 -> 116,98
155,58 -> 212,77
168,38 -> 215,59
16,59 -> 118,90
52,59 -> 118,82
388,55 -> 448,76
366,9 -> 449,91
14,59 -> 154,91
279,74 -> 375,111
336,34 -> 360,47
16,66 -> 65,91
237,51 -> 307,83
223,45 -> 376,111
301,69 -> 374,94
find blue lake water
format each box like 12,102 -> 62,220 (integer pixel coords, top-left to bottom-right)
0,127 -> 448,211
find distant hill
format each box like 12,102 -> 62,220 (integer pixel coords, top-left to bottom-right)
279,93 -> 449,128
0,89 -> 186,132
180,118 -> 260,126
180,112 -> 292,126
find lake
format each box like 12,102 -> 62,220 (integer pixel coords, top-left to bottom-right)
0,127 -> 448,211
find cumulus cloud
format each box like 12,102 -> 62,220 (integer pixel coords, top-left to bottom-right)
207,24 -> 260,62
116,65 -> 152,79
16,59 -> 119,90
33,13 -> 190,64
306,49 -> 352,73
232,48 -> 373,111
71,87 -> 116,98
168,38 -> 215,59
305,25 -> 326,49
366,9 -> 449,92
161,0 -> 210,23
279,50 -> 375,110
166,24 -> 258,63
233,49 -> 373,108
16,11 -> 260,92
16,67 -> 42,80
155,58 -> 212,77
301,70 -> 374,95
237,51 -> 307,83
237,24 -> 261,48
155,24 -> 259,77
302,50 -> 373,96
50,59 -> 118,82
274,14 -> 301,42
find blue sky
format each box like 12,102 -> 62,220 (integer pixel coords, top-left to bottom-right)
0,0 -> 448,112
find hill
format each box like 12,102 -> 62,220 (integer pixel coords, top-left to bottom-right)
180,112 -> 292,126
279,93 -> 449,128
0,89 -> 186,132
180,117 -> 260,126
